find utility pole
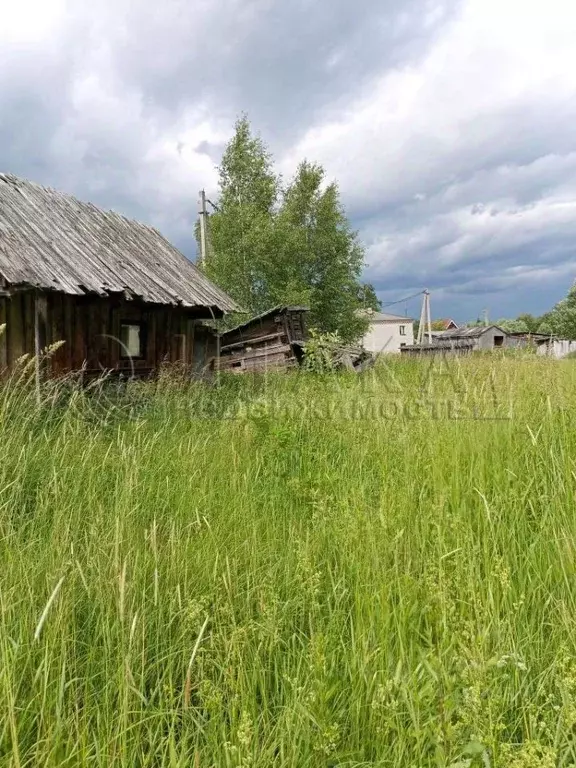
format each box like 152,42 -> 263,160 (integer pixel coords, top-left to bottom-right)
198,189 -> 207,268
417,292 -> 425,345
482,308 -> 489,327
425,289 -> 432,344
416,290 -> 432,345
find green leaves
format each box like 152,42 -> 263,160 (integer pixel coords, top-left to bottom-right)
201,117 -> 375,342
358,283 -> 382,311
543,283 -> 576,339
448,741 -> 491,768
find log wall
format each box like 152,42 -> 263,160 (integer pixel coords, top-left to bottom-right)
0,291 -> 217,378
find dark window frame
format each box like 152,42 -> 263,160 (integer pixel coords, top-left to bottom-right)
399,325 -> 406,336
119,321 -> 147,360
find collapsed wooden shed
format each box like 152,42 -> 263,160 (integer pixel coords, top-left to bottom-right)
0,174 -> 238,378
213,306 -> 309,373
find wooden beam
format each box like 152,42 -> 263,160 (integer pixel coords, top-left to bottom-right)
0,297 -> 7,373
8,294 -> 24,362
220,332 -> 283,353
218,343 -> 292,366
34,292 -> 48,401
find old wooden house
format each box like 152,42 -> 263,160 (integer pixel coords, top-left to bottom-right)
401,325 -> 511,356
0,174 -> 238,378
435,325 -> 510,350
214,306 -> 309,373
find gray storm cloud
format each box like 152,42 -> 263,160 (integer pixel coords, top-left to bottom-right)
1,0 -> 575,320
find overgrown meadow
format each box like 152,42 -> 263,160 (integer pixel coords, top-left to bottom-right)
1,354 -> 576,767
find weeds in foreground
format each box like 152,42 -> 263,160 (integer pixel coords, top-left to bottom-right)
0,356 -> 576,766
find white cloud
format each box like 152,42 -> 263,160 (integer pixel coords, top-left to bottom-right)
368,197 -> 576,274
290,0 -> 576,199
281,0 -> 576,315
0,0 -> 68,45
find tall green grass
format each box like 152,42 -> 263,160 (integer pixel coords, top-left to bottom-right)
1,355 -> 576,766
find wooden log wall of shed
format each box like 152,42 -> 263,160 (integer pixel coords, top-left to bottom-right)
0,296 -> 7,371
214,307 -> 309,374
220,308 -> 308,349
220,314 -> 283,347
1,292 -> 35,365
0,291 -> 218,378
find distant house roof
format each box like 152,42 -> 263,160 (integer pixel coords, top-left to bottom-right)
0,173 -> 238,314
435,318 -> 459,330
437,325 -> 508,339
359,309 -> 413,323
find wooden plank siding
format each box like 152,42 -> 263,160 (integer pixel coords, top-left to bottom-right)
215,307 -> 309,374
0,290 -> 217,378
0,296 -> 7,371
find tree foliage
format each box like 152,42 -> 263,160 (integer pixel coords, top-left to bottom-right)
357,283 -> 382,311
516,313 -> 541,334
494,318 -> 530,333
464,315 -> 543,334
201,117 -> 374,342
202,117 -> 278,322
538,284 -> 576,339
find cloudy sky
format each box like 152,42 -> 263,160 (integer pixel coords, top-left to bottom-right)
1,0 -> 575,320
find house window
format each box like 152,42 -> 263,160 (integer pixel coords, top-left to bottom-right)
120,322 -> 146,359
399,325 -> 406,336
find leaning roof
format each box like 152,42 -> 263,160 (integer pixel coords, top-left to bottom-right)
222,305 -> 309,335
0,174 -> 238,312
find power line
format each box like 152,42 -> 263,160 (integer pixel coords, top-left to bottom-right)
382,290 -> 425,308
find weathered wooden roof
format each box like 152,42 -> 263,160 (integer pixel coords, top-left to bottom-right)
438,325 -> 508,339
0,174 -> 238,313
221,305 -> 309,336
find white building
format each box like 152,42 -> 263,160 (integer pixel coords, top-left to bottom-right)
359,310 -> 414,354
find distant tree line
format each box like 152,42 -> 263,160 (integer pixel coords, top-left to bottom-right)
468,285 -> 576,339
